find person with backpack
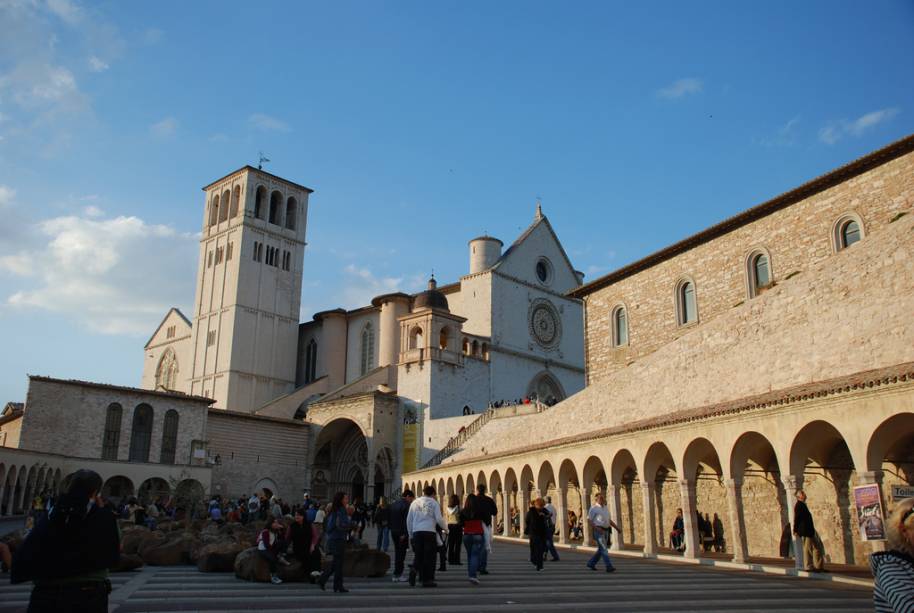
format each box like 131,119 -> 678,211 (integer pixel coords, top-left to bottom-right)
318,492 -> 351,593
257,519 -> 290,584
543,496 -> 560,561
12,469 -> 120,612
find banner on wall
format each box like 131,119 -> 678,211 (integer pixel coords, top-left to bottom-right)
853,484 -> 886,541
402,422 -> 419,473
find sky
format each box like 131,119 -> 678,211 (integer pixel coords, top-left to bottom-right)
0,0 -> 912,403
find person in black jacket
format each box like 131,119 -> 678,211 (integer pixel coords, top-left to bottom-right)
12,469 -> 120,613
793,490 -> 825,572
525,497 -> 548,571
388,489 -> 415,582
475,485 -> 498,575
286,509 -> 318,576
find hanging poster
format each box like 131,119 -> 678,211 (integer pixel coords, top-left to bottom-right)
853,484 -> 886,541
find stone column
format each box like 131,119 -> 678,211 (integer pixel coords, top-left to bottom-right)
725,479 -> 748,563
582,488 -> 593,547
679,480 -> 700,558
503,488 -> 511,536
557,488 -> 569,544
641,482 -> 657,556
783,475 -> 803,570
857,471 -> 887,553
519,489 -> 529,536
608,484 -> 623,551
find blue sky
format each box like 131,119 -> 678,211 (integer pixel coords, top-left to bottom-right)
0,0 -> 912,402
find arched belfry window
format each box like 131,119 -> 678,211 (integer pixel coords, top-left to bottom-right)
285,197 -> 297,230
675,278 -> 698,326
209,195 -> 219,226
160,409 -> 179,464
128,404 -> 154,463
746,249 -> 773,298
269,191 -> 282,225
155,348 -> 179,391
439,327 -> 450,351
304,339 -> 318,384
102,403 -> 123,460
230,186 -> 241,217
833,213 -> 864,252
409,326 -> 423,351
219,189 -> 230,222
254,186 -> 267,219
612,304 -> 628,347
360,323 -> 375,376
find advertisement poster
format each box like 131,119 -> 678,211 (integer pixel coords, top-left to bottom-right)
853,484 -> 886,541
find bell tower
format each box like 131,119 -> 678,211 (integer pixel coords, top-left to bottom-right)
189,166 -> 312,413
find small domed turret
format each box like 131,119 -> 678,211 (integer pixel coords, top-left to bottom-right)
413,277 -> 449,311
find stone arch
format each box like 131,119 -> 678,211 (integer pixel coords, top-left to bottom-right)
312,418 -> 369,502
789,420 -> 860,565
155,348 -> 179,391
231,185 -> 241,217
611,448 -> 642,547
138,478 -> 170,504
644,442 -> 678,550
1,464 -> 14,515
219,188 -> 230,222
558,458 -> 582,542
489,469 -> 504,532
285,196 -> 297,230
102,475 -> 135,504
268,190 -> 283,225
36,467 -> 47,498
527,371 -> 566,404
682,437 -> 731,555
455,474 -> 464,496
536,460 -> 557,502
476,470 -> 487,493
409,325 -> 423,350
867,413 -> 914,526
729,431 -> 788,559
503,467 -> 519,536
466,473 -> 475,497
438,326 -> 451,351
446,476 -> 455,499
22,464 -> 38,511
254,185 -> 267,219
581,455 -> 609,546
518,464 -> 536,535
209,193 -> 220,226
437,478 -> 446,505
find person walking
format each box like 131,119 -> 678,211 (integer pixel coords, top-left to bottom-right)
460,494 -> 485,584
793,490 -> 825,572
389,489 -> 415,583
525,497 -> 549,571
407,485 -> 447,588
318,492 -> 352,593
375,497 -> 391,552
543,496 -> 560,561
11,469 -> 120,613
871,497 -> 914,612
475,485 -> 498,575
446,494 -> 463,565
587,492 -> 621,572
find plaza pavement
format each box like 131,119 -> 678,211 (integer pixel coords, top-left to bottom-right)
0,526 -> 874,613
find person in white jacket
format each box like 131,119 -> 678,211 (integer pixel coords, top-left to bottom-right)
406,485 -> 447,587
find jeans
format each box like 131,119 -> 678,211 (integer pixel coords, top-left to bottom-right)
447,523 -> 463,564
412,531 -> 438,585
392,530 -> 409,576
463,533 -> 484,578
529,534 -> 545,569
479,523 -> 491,570
545,531 -> 560,560
588,531 -> 614,570
258,549 -> 278,573
319,539 -> 345,591
376,526 -> 390,551
28,581 -> 110,613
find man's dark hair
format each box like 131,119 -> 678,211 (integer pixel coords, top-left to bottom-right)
423,485 -> 436,497
477,484 -> 487,495
402,489 -> 414,498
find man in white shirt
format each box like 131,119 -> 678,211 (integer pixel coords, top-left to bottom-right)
406,485 -> 447,587
587,493 -> 621,572
543,496 -> 560,561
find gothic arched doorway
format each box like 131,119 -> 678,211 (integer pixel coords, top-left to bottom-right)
310,418 -> 369,504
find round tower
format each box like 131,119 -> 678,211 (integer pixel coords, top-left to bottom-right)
371,293 -> 411,368
468,236 -> 503,274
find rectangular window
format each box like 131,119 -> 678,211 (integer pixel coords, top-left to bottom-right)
227,242 -> 233,261
207,251 -> 213,268
166,325 -> 176,339
207,330 -> 216,346
215,246 -> 223,265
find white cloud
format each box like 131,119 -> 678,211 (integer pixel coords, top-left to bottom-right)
46,0 -> 82,24
760,116 -> 801,147
248,113 -> 291,132
88,55 -> 109,72
657,78 -> 703,99
339,264 -> 403,309
0,185 -> 15,207
0,207 -> 197,335
83,204 -> 103,217
819,107 -> 900,145
150,116 -> 177,139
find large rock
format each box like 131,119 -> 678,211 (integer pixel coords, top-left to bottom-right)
277,559 -> 312,583
110,554 -> 144,572
142,533 -> 200,566
196,541 -> 244,572
122,529 -> 163,555
321,543 -> 390,578
234,547 -> 271,583
136,531 -> 167,557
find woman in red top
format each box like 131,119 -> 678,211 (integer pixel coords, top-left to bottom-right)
459,494 -> 485,585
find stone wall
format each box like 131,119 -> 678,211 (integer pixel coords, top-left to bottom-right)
583,145 -> 914,386
0,417 -> 22,448
207,409 -> 310,501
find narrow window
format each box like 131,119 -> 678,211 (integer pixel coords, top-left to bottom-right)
286,197 -> 297,230
360,323 -> 375,376
753,253 -> 770,288
439,327 -> 449,350
226,242 -> 233,261
128,404 -> 153,463
102,403 -> 123,460
230,186 -> 241,217
677,280 -> 697,325
304,339 -> 317,384
613,306 -> 628,346
219,189 -> 230,222
209,195 -> 219,226
269,191 -> 282,225
254,186 -> 267,219
841,220 -> 861,248
207,251 -> 213,268
207,330 -> 216,346
160,409 -> 179,464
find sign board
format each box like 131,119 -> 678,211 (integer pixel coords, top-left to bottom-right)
853,484 -> 886,541
402,422 -> 419,473
193,448 -> 206,459
892,485 -> 914,501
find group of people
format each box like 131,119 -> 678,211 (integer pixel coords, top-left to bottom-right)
669,507 -> 726,553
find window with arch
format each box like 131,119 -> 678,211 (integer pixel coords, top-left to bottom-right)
438,327 -> 450,351
481,342 -> 489,360
304,339 -> 318,384
155,348 -> 179,391
833,214 -> 864,252
675,279 -> 698,326
269,190 -> 282,225
285,197 -> 297,230
612,304 -> 628,347
360,323 -> 375,376
219,189 -> 230,222
746,249 -> 773,298
254,186 -> 267,219
208,195 -> 220,226
230,186 -> 241,217
128,404 -> 154,463
160,409 -> 179,464
408,325 -> 423,350
471,339 -> 479,356
101,403 -> 123,460
462,337 -> 469,355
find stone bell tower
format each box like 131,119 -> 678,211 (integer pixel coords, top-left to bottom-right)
188,166 -> 312,413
